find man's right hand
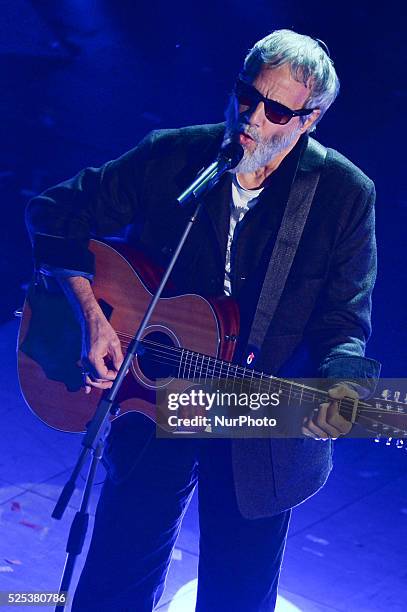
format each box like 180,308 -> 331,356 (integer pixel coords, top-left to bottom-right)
58,275 -> 124,394
81,309 -> 124,394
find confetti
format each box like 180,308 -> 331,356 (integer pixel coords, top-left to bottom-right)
305,534 -> 329,545
19,520 -> 43,531
5,559 -> 22,566
11,501 -> 21,512
0,566 -> 14,573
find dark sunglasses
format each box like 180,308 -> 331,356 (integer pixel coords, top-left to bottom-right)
234,77 -> 316,125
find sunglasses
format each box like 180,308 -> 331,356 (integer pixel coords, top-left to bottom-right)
234,77 -> 316,125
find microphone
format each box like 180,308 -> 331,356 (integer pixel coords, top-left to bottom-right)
177,141 -> 243,207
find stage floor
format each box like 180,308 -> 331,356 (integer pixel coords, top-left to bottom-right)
2,318 -> 406,611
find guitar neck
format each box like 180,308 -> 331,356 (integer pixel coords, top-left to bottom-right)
142,338 -> 407,437
145,337 -> 329,407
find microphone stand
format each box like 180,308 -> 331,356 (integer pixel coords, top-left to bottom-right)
51,141 -> 243,610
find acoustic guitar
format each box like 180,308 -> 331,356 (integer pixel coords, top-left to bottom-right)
17,240 -> 407,443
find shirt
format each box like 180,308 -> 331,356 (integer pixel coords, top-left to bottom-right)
224,176 -> 263,296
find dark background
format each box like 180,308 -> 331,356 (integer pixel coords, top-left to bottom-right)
1,0 -> 405,375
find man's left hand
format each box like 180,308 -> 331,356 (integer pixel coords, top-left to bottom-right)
302,383 -> 357,440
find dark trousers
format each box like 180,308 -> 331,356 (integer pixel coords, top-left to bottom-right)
72,421 -> 291,612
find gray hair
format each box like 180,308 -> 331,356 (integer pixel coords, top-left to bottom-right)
243,29 -> 340,131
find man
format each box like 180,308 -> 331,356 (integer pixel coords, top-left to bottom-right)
26,29 -> 380,611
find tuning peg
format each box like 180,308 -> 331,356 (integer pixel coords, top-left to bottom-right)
396,439 -> 404,449
385,437 -> 393,446
381,389 -> 391,400
394,391 -> 401,402
374,435 -> 381,443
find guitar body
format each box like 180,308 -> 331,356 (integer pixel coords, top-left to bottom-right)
17,240 -> 240,433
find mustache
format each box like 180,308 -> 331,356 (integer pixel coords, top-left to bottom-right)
235,123 -> 260,143
225,98 -> 261,143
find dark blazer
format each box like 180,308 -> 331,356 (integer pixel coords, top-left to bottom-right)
26,123 -> 381,518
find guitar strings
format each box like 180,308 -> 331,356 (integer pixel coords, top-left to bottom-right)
118,338 -> 404,416
112,334 -> 405,418
116,335 -> 325,402
342,411 -> 407,435
116,330 -> 394,400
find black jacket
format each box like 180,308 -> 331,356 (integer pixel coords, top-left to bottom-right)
26,124 -> 381,517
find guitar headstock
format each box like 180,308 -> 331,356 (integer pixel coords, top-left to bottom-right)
374,436 -> 405,449
370,389 -> 407,449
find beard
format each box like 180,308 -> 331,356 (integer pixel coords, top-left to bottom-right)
230,130 -> 300,174
224,97 -> 302,174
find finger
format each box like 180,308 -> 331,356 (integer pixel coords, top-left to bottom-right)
83,369 -> 109,383
326,402 -> 352,435
301,426 -> 329,441
303,418 -> 329,438
104,365 -> 121,380
111,340 -> 124,371
328,383 -> 358,400
84,375 -> 113,389
314,402 -> 343,437
88,352 -> 117,381
81,368 -> 93,394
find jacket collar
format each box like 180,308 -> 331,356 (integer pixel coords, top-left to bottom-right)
298,134 -> 328,172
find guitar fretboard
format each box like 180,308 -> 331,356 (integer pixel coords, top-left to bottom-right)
152,341 -> 331,407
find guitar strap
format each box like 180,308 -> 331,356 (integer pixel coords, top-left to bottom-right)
245,138 -> 327,366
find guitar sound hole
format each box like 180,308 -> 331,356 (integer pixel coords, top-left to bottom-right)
138,331 -> 177,381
